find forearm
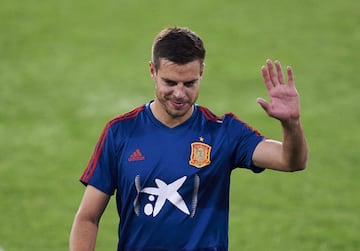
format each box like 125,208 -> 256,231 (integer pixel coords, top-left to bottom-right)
281,119 -> 308,171
69,216 -> 99,251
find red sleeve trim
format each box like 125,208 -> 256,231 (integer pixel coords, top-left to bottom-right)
224,112 -> 262,137
198,106 -> 221,121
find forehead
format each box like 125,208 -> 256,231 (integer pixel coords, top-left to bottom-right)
157,59 -> 202,80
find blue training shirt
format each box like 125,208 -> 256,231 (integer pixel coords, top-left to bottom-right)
80,102 -> 265,251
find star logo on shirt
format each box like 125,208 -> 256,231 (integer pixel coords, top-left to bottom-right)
133,175 -> 200,217
141,176 -> 189,216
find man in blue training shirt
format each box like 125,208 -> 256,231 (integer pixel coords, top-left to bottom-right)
70,27 -> 308,251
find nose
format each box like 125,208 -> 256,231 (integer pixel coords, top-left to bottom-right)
173,84 -> 186,99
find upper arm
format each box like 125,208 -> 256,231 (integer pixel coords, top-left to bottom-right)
76,185 -> 111,224
252,139 -> 290,172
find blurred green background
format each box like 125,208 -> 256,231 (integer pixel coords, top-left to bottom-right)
1,0 -> 359,250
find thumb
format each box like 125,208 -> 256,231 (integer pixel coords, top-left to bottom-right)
256,98 -> 270,113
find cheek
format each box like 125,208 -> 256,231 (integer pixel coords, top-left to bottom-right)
189,87 -> 200,100
192,92 -> 199,102
155,84 -> 170,98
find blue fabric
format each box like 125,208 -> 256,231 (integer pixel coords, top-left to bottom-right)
81,102 -> 265,251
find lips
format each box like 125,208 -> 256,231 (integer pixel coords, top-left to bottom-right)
170,100 -> 187,110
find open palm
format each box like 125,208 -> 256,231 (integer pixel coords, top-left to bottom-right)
257,59 -> 300,122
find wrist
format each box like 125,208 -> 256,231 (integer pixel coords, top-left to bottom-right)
281,118 -> 302,131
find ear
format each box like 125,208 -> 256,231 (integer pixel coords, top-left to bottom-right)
149,61 -> 156,80
200,62 -> 205,78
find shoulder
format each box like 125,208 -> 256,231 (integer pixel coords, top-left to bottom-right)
197,105 -> 221,121
107,105 -> 146,127
98,105 -> 146,139
197,105 -> 262,135
197,105 -> 244,124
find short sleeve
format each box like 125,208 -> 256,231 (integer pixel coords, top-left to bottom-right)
80,124 -> 117,195
226,114 -> 265,173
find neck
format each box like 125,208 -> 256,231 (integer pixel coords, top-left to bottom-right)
150,101 -> 194,128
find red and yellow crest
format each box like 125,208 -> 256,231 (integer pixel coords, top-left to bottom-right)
189,142 -> 212,168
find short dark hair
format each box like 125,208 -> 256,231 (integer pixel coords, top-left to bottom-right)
151,27 -> 206,71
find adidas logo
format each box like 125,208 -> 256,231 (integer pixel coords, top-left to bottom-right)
128,149 -> 145,162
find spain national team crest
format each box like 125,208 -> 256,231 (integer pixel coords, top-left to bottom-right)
189,142 -> 212,168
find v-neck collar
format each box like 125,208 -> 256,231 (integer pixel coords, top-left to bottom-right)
145,101 -> 198,132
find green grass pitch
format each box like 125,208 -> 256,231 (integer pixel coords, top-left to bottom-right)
0,0 -> 359,250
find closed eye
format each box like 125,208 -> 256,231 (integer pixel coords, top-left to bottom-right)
163,79 -> 177,86
162,78 -> 197,87
184,80 -> 196,87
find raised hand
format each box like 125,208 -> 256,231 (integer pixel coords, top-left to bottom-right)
257,59 -> 300,124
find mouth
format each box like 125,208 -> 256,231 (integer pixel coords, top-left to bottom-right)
170,100 -> 187,110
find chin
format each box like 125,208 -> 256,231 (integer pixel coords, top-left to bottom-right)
167,110 -> 186,119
